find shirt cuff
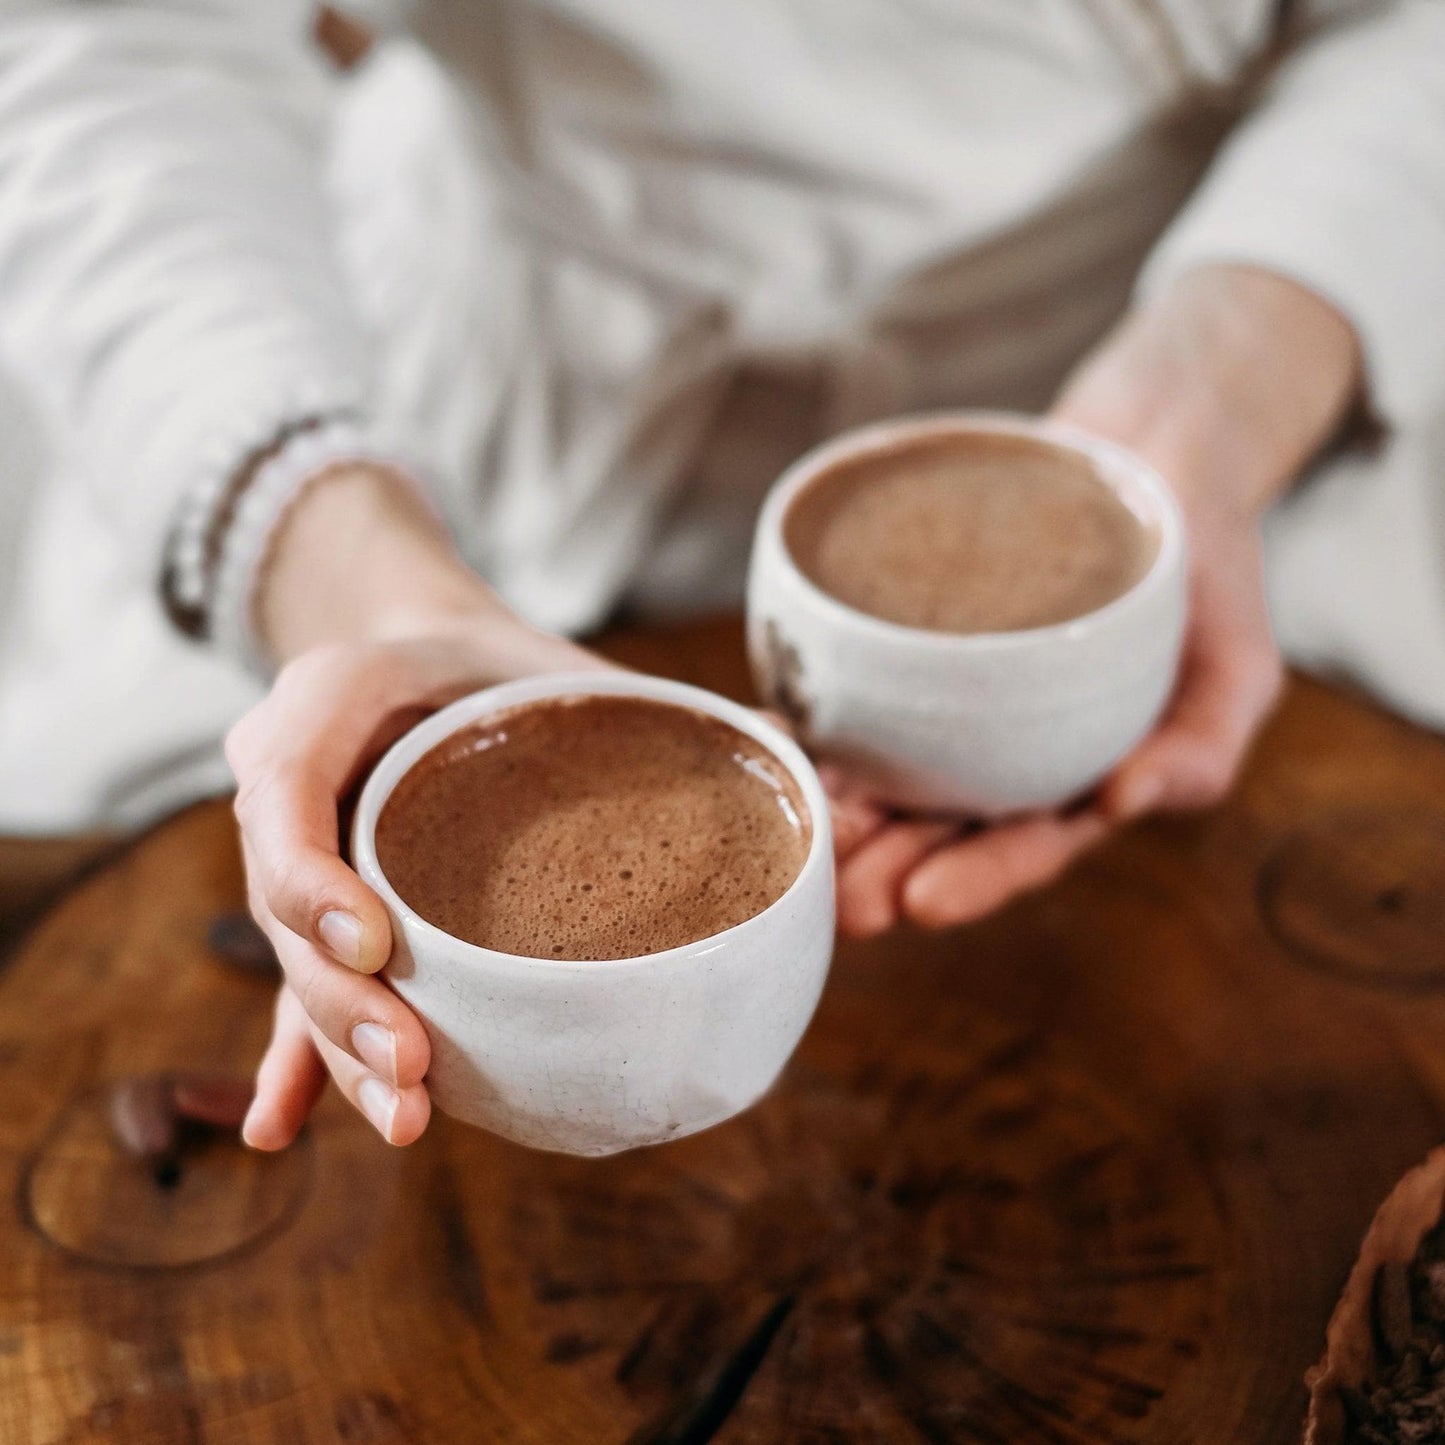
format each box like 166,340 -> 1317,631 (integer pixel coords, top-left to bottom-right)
163,411 -> 435,675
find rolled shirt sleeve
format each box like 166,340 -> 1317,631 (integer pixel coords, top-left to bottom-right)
0,0 -> 381,595
1138,0 -> 1445,427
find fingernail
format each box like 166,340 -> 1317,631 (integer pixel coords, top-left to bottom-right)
1118,774 -> 1162,820
351,1023 -> 397,1084
240,1098 -> 266,1150
318,909 -> 363,968
358,1076 -> 399,1142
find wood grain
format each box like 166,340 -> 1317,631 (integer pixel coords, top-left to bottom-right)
2,616 -> 1444,1443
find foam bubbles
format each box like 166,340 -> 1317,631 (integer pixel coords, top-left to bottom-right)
374,695 -> 811,960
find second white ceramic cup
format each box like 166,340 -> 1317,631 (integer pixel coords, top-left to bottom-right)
746,412 -> 1187,816
352,672 -> 835,1157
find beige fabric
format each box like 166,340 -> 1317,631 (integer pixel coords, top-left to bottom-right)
0,0 -> 1443,833
334,28 -> 1239,631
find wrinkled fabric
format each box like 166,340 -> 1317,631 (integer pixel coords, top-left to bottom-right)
0,0 -> 1443,830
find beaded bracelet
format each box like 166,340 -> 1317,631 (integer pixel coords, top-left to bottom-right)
162,410 -> 433,675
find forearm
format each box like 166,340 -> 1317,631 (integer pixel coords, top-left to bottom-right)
1136,0 -> 1445,429
256,463 -> 596,679
1056,263 -> 1363,519
257,465 -> 491,662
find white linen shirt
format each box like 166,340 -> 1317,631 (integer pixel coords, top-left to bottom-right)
1,0 -> 1443,831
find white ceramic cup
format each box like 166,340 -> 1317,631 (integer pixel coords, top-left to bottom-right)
746,412 -> 1187,816
352,671 -> 835,1157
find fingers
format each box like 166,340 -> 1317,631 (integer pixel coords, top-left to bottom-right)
230,638 -> 509,974
227,650 -> 426,973
817,763 -> 890,861
1103,600 -> 1283,821
243,988 -> 327,1150
244,987 -> 432,1149
838,807 -> 1111,938
229,634 -> 606,965
309,1018 -> 432,1147
830,795 -> 888,861
236,771 -> 394,973
1102,511 -> 1284,821
836,819 -> 960,938
256,882 -> 431,1091
900,809 -> 1110,929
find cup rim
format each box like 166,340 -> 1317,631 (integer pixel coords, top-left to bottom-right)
758,410 -> 1186,652
352,671 -> 833,973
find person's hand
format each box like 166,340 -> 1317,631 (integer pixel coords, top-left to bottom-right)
831,263 -> 1362,937
230,464 -> 611,1150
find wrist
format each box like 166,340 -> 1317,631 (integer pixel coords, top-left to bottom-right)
1056,263 -> 1362,521
257,463 -> 506,664
1108,381 -> 1274,529
1158,266 -> 1359,515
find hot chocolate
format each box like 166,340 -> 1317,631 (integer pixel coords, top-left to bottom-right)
783,430 -> 1158,634
374,694 -> 811,960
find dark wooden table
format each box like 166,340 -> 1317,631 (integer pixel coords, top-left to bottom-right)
4,617 -> 1445,1444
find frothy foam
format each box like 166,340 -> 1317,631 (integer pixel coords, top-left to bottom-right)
375,694 -> 811,960
784,430 -> 1159,634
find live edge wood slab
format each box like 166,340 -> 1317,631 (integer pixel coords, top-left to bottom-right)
3,616 -> 1445,1444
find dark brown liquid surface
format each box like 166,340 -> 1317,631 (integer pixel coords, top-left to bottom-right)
375,695 -> 811,960
785,432 -> 1158,634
